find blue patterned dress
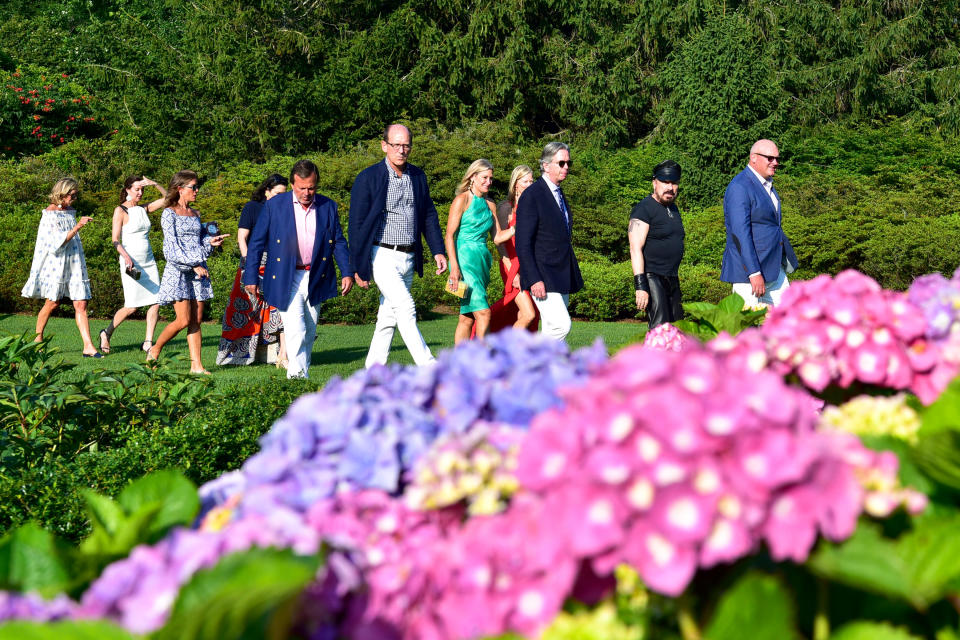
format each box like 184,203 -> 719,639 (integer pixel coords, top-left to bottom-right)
157,208 -> 213,304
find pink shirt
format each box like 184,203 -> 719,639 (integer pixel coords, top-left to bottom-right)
293,198 -> 316,267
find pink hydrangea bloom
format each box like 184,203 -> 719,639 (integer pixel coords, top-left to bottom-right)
726,270 -> 959,403
643,322 -> 690,352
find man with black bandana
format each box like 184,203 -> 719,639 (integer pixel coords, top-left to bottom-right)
628,160 -> 685,330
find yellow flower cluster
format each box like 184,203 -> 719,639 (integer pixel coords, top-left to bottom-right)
541,601 -> 639,640
819,394 -> 921,443
405,427 -> 520,516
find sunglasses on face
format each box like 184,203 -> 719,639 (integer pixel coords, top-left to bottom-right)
754,153 -> 780,163
555,160 -> 572,168
182,184 -> 200,191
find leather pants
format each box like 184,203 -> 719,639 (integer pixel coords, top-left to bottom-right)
646,273 -> 684,330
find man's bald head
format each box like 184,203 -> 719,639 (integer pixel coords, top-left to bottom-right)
748,139 -> 780,180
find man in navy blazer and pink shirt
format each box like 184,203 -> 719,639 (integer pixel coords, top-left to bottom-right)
348,124 -> 447,368
514,141 -> 584,342
244,159 -> 352,378
720,139 -> 798,307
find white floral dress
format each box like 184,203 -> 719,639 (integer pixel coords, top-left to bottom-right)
21,208 -> 91,301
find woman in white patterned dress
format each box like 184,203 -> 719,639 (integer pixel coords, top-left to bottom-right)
98,176 -> 167,354
21,178 -> 102,357
147,170 -> 229,374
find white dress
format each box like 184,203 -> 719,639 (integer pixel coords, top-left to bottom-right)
21,208 -> 91,301
119,205 -> 160,307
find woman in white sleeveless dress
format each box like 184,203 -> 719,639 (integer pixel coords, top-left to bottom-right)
99,176 -> 167,354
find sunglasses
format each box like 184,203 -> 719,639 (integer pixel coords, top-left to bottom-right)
182,184 -> 200,191
754,153 -> 780,163
555,160 -> 572,168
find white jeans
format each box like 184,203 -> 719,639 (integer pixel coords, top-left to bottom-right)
533,291 -> 571,341
732,268 -> 790,307
365,246 -> 434,367
278,269 -> 320,379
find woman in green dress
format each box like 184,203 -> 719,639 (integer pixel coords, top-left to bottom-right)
445,159 -> 512,344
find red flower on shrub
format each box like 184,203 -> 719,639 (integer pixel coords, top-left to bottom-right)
33,115 -> 41,121
61,73 -> 68,78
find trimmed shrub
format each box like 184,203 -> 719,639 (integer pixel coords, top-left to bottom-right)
0,365 -> 315,543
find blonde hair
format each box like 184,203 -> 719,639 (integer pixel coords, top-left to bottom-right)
49,178 -> 79,206
506,165 -> 534,205
454,159 -> 494,196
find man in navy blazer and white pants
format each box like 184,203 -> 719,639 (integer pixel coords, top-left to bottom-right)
515,142 -> 584,341
348,124 -> 447,367
720,139 -> 798,307
244,159 -> 352,378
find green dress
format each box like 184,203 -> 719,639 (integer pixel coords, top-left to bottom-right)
456,194 -> 493,314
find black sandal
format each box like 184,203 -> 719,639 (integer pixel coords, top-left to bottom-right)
99,329 -> 111,354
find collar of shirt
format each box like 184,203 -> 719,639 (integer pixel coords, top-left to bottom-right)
292,197 -> 316,266
747,165 -> 774,192
541,174 -> 564,210
384,157 -> 408,178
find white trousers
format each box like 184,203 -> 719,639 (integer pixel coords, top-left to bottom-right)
365,246 -> 434,368
532,291 -> 571,341
278,270 -> 320,379
732,268 -> 790,307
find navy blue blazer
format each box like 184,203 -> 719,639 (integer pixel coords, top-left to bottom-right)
514,177 -> 583,295
347,161 -> 445,282
242,191 -> 350,310
720,167 -> 798,284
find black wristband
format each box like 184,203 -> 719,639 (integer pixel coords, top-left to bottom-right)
634,273 -> 649,293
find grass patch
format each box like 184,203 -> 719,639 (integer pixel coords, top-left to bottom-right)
0,312 -> 644,389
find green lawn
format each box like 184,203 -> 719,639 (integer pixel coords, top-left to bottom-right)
0,312 -> 645,388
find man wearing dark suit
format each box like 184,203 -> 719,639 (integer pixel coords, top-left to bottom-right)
515,141 -> 583,341
720,139 -> 798,306
348,124 -> 447,367
244,159 -> 352,378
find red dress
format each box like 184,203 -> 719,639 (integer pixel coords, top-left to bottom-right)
486,208 -> 539,334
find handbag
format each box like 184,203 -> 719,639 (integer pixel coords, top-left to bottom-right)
445,279 -> 469,298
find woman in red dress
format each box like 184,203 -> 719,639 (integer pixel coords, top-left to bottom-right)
487,165 -> 538,334
216,174 -> 289,366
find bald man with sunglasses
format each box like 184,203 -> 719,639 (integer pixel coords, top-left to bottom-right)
720,139 -> 798,306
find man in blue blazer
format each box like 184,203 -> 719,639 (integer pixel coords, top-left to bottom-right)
348,124 -> 447,368
244,159 -> 352,378
720,139 -> 798,306
515,141 -> 583,341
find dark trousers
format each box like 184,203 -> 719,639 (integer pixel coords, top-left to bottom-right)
647,273 -> 684,330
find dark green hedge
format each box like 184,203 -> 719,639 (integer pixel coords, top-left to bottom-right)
0,379 -> 314,543
1,119 -> 959,322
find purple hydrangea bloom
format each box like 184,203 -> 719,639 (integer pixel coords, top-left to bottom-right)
0,592 -> 80,624
200,330 -> 607,521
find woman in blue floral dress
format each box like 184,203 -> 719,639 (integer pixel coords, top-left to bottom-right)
21,177 -> 102,357
147,170 -> 229,374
